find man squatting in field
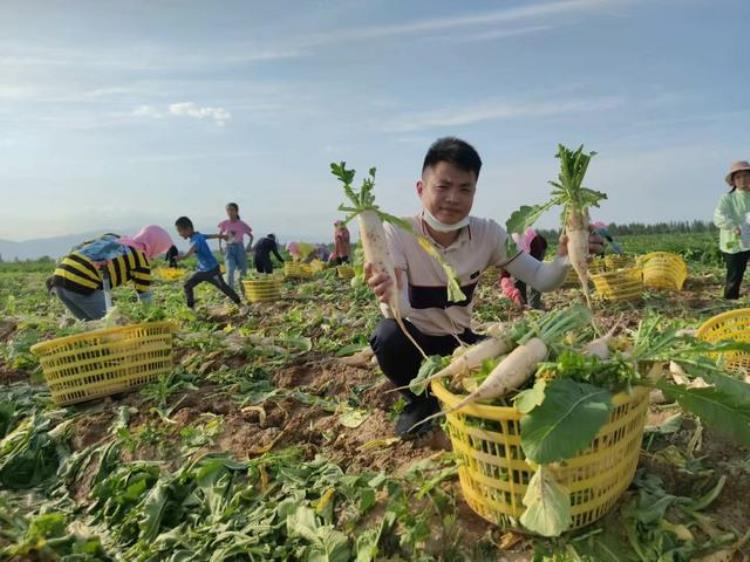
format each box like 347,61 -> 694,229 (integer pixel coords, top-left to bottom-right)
365,137 -> 603,437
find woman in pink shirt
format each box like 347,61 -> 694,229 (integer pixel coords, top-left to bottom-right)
332,221 -> 351,265
217,203 -> 254,290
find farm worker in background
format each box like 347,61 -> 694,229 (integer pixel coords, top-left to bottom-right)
286,241 -> 300,260
287,241 -> 315,262
317,244 -> 332,263
174,217 -> 243,309
590,221 -> 623,255
217,202 -> 254,291
500,229 -> 548,310
365,137 -> 603,437
46,225 -> 174,321
165,245 -> 180,268
714,161 -> 750,299
331,221 -> 351,265
253,234 -> 284,274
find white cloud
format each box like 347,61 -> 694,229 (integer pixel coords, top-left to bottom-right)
455,25 -> 553,43
382,96 -> 624,132
131,105 -> 164,118
168,102 -> 231,126
301,0 -> 624,46
130,102 -> 231,126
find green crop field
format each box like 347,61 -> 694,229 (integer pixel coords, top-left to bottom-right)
1,232 -> 749,561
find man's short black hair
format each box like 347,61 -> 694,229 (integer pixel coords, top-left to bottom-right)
175,216 -> 194,230
422,137 -> 482,178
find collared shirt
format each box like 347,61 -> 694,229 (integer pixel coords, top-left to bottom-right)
190,233 -> 219,272
383,214 -> 568,336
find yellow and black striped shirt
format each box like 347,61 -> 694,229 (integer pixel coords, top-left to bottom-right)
52,246 -> 152,295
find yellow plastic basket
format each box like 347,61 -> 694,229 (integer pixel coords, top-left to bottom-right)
639,252 -> 687,291
432,382 -> 649,531
588,258 -> 608,275
590,267 -> 643,302
30,321 -> 177,406
243,277 -> 282,303
154,267 -> 187,282
604,255 -> 635,270
337,265 -> 355,279
563,267 -> 581,287
696,308 -> 750,375
309,259 -> 326,274
284,262 -> 312,279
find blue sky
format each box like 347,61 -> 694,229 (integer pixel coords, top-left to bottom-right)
1,0 -> 748,243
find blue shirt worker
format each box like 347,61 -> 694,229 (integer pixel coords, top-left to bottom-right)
174,216 -> 243,309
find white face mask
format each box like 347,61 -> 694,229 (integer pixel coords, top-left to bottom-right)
421,208 -> 470,233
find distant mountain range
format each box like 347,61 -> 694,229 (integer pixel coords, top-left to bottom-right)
0,232 -> 112,261
0,230 -> 333,261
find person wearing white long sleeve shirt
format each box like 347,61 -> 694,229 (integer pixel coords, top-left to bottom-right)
714,161 -> 750,299
364,137 -> 603,437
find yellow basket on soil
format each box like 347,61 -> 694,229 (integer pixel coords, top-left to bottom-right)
590,267 -> 643,302
604,254 -> 635,270
30,321 -> 177,406
309,259 -> 326,274
697,308 -> 750,375
284,262 -> 312,279
154,267 -> 187,282
432,382 -> 649,531
243,277 -> 282,303
337,265 -> 355,279
639,252 -> 687,291
588,258 -> 608,275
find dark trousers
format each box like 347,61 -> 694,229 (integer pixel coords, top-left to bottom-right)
254,255 -> 273,274
723,251 -> 750,299
335,256 -> 349,265
369,318 -> 482,404
184,267 -> 241,308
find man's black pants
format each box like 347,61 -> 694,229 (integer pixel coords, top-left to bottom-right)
254,255 -> 273,274
369,318 -> 482,404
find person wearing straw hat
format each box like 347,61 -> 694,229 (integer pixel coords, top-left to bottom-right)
714,161 -> 750,299
45,225 -> 175,320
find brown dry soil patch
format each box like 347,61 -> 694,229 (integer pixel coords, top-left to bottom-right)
61,279 -> 748,560
0,361 -> 28,384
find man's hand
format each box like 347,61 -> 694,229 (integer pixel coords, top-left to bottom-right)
364,263 -> 402,304
556,230 -> 605,257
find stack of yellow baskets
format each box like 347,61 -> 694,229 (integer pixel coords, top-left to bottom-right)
582,253 -> 642,303
432,381 -> 649,531
337,265 -> 355,279
604,254 -> 635,270
30,321 -> 177,406
697,308 -> 750,376
243,276 -> 282,303
284,262 -> 312,279
590,265 -> 644,302
638,252 -> 688,291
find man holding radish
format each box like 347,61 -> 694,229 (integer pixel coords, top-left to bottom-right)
365,137 -> 603,437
